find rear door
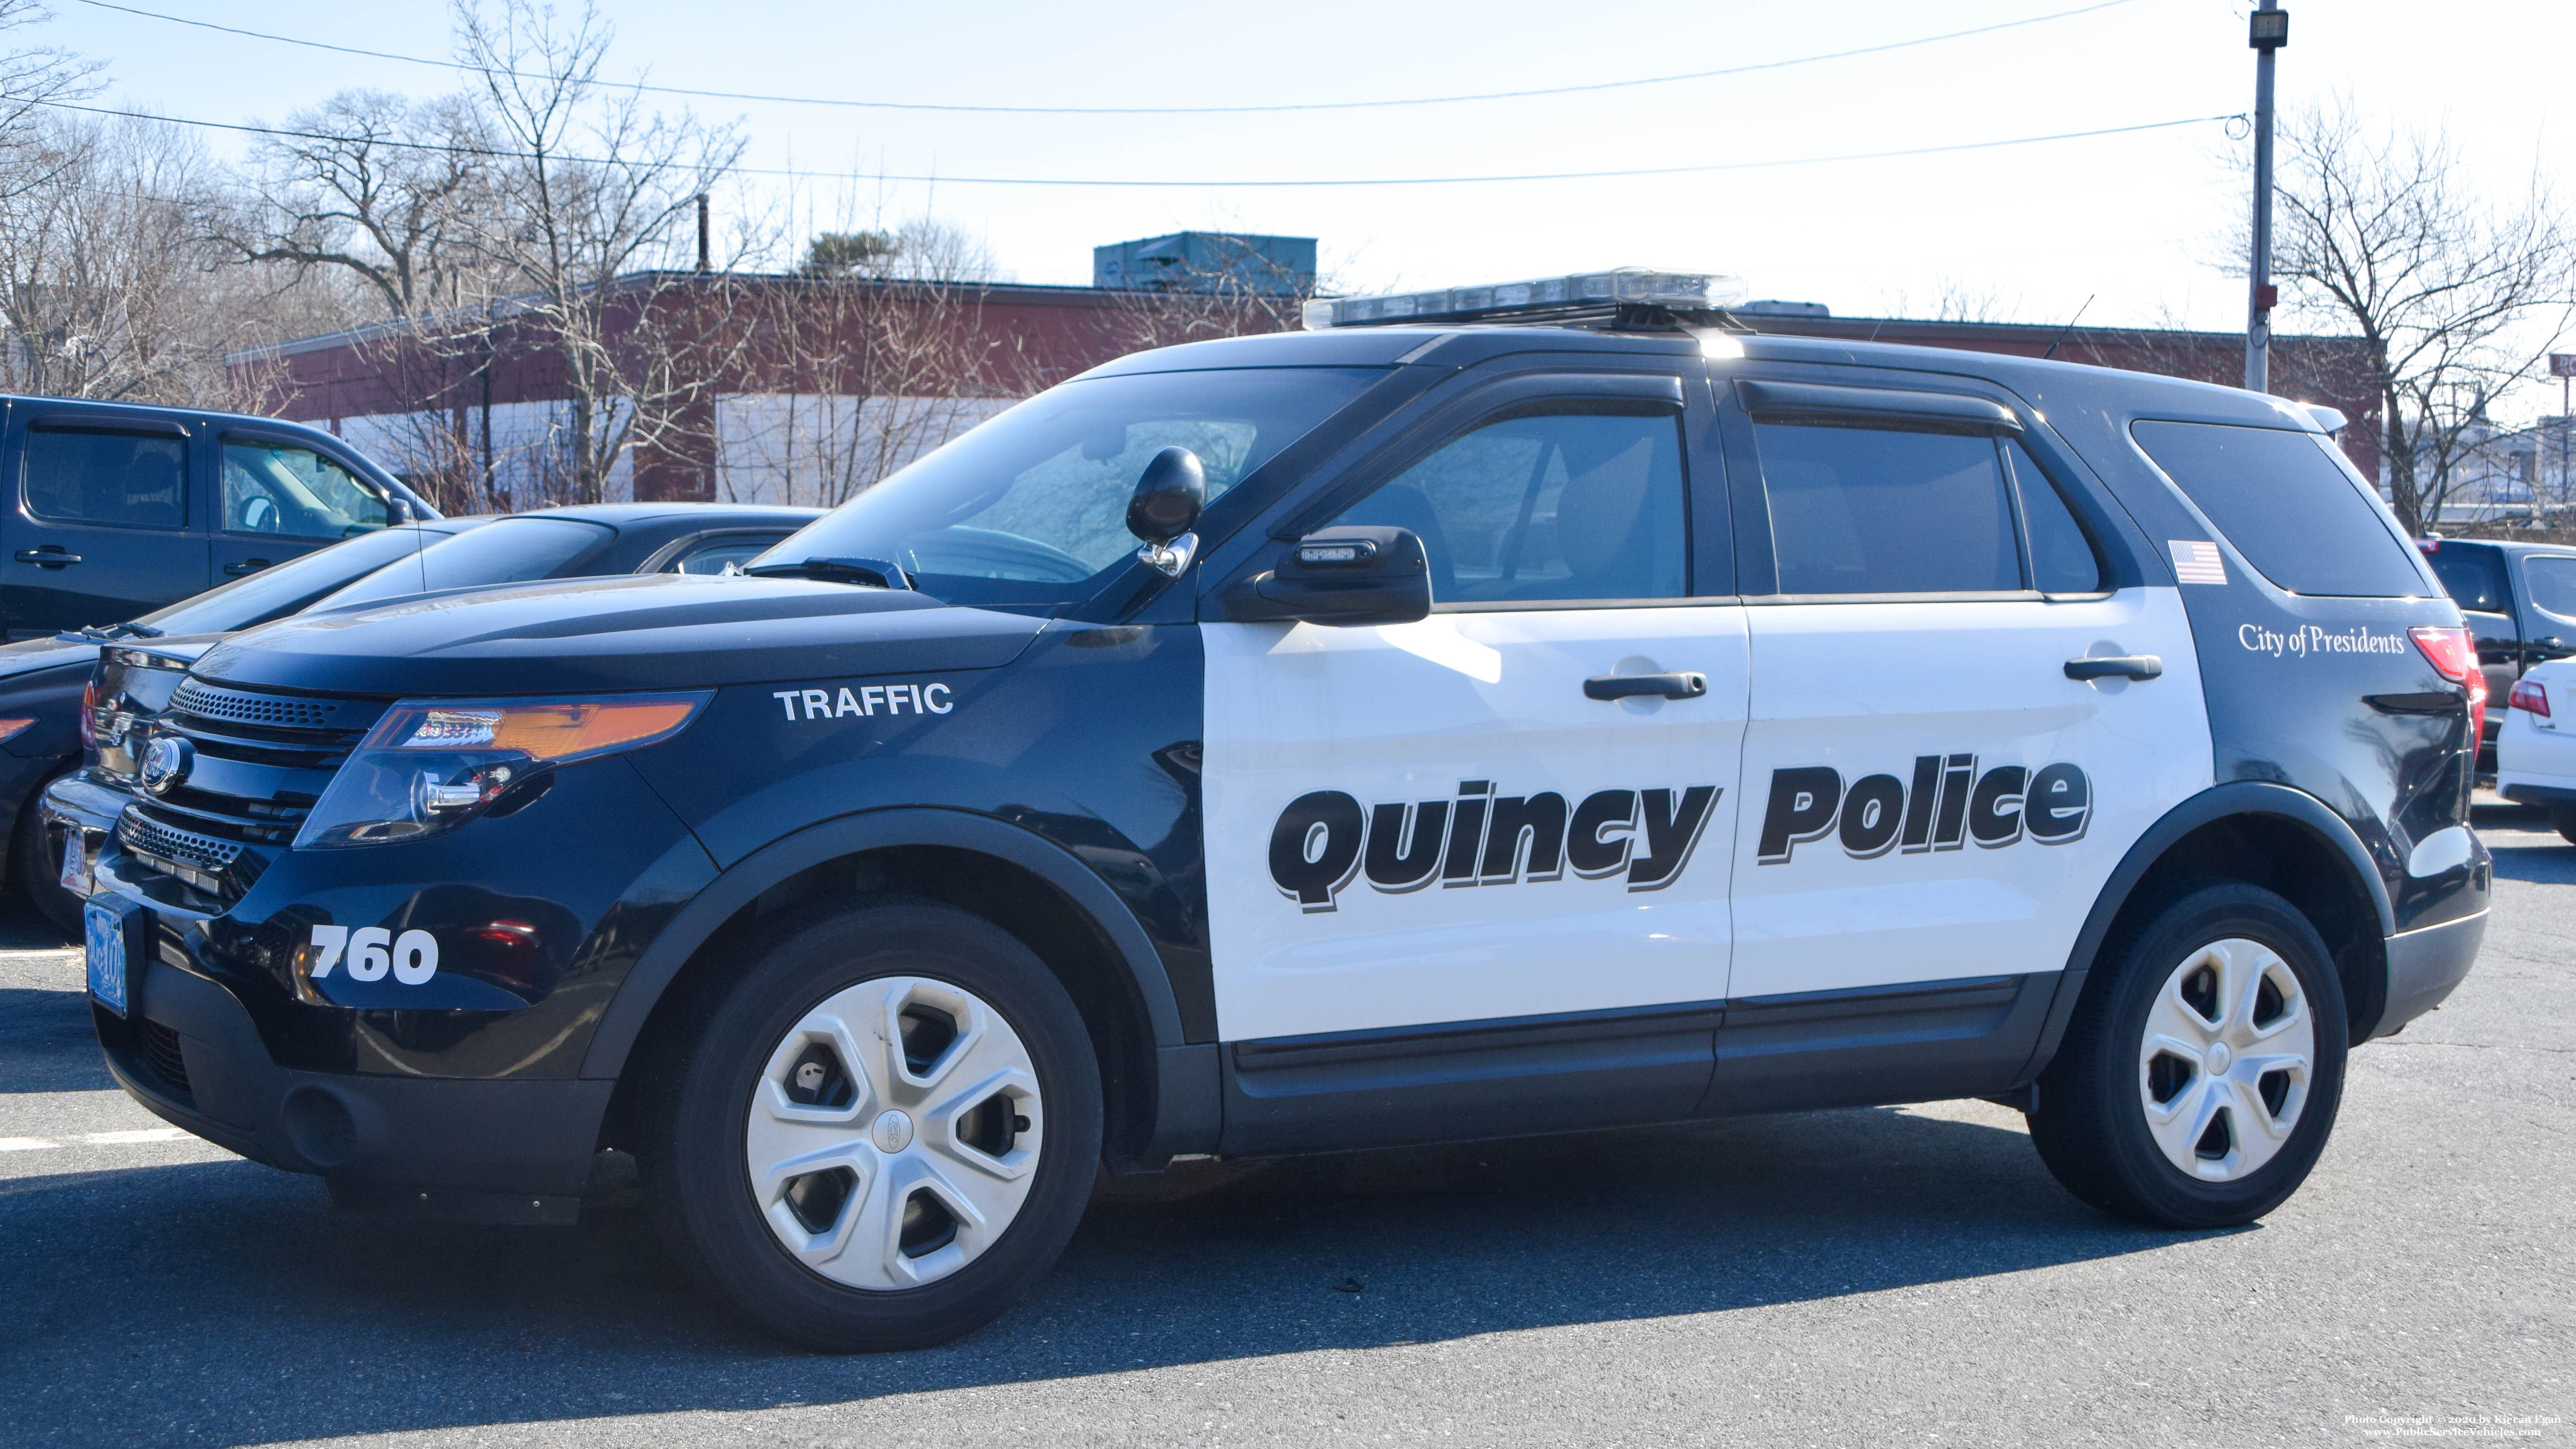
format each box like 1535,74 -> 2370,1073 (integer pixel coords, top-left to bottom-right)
209,431 -> 396,583
3,411 -> 208,638
1717,375 -> 2211,1109
1201,366 -> 1747,1151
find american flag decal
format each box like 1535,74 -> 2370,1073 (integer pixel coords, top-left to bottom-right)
2168,540 -> 2227,585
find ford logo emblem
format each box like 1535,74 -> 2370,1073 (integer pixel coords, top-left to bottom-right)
140,737 -> 192,796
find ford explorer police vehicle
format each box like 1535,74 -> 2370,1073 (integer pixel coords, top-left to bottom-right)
82,270 -> 2488,1351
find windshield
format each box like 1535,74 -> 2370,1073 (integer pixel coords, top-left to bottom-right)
756,367 -> 1384,607
312,516 -> 614,610
128,522 -> 480,636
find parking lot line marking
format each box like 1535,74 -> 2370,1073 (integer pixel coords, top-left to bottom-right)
79,1128 -> 190,1145
0,1137 -> 59,1151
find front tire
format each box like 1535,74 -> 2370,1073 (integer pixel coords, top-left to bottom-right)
11,773 -> 81,940
642,897 -> 1102,1351
2029,882 -> 2347,1228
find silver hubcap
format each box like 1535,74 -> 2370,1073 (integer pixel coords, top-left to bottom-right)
2138,937 -> 2316,1181
744,976 -> 1043,1289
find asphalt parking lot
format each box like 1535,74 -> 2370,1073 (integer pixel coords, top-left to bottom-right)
3,805 -> 2568,1449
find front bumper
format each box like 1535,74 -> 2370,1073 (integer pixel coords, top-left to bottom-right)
40,770 -> 129,897
98,923 -> 613,1223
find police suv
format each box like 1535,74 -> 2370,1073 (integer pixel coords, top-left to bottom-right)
82,270 -> 2488,1351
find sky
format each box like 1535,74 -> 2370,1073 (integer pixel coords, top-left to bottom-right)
29,0 -> 2576,359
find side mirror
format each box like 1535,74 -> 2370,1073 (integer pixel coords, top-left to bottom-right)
1128,446 -> 1204,578
1223,525 -> 1432,627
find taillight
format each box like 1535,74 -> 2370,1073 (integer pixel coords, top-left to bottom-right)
2510,678 -> 2551,717
2411,626 -> 2486,743
78,678 -> 97,750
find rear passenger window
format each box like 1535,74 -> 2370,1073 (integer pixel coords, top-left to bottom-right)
2524,556 -> 2576,621
1332,406 -> 1687,604
1755,422 -> 2019,594
23,428 -> 188,529
667,534 -> 786,575
2131,421 -> 2427,598
2430,546 -> 2510,615
2008,443 -> 2104,594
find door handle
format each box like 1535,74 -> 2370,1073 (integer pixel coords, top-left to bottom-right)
1585,671 -> 1708,701
223,559 -> 272,577
13,548 -> 81,568
2065,654 -> 2163,681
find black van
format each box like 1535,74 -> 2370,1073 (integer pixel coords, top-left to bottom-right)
1,396 -> 435,640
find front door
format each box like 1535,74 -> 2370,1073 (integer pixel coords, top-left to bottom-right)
1203,385 -> 1748,1152
1717,378 -> 2210,1108
3,418 -> 207,638
208,433 -> 396,584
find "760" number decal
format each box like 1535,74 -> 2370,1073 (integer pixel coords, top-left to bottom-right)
307,925 -> 440,985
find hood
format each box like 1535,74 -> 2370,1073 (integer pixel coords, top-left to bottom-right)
190,573 -> 1050,697
0,635 -> 99,681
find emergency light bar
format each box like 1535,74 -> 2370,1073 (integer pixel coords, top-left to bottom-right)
1302,268 -> 1748,331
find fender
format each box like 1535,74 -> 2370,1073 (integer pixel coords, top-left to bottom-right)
2013,781 -> 2395,1085
579,806 -> 1191,1081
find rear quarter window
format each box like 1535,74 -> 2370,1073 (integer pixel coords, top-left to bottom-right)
2428,545 -> 2510,615
2130,420 -> 2428,598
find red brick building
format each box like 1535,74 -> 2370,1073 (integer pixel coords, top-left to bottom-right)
231,275 -> 2380,507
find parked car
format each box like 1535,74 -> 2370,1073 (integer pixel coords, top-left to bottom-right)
71,273 -> 2484,1352
35,503 -> 819,932
0,518 -> 488,929
2496,656 -> 2576,839
2415,536 -> 2576,770
0,395 -> 437,641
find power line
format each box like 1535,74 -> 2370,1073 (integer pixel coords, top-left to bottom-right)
69,0 -> 2132,117
29,97 -> 2241,188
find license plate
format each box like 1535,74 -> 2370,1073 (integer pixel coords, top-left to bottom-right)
59,826 -> 89,897
85,901 -> 127,1017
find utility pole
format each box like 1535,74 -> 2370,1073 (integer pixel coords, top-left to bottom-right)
695,193 -> 712,273
2245,2 -> 2288,392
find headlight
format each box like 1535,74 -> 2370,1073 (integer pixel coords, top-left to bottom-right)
294,693 -> 708,848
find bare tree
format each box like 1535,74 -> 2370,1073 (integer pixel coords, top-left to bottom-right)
728,213 -> 1024,506
2264,100 -> 2576,534
0,0 -> 100,198
446,0 -> 748,505
207,89 -> 494,321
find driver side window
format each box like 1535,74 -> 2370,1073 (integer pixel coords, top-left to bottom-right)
1329,405 -> 1688,605
222,440 -> 388,540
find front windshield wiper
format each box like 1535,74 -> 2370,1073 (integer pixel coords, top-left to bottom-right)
739,557 -> 913,590
57,622 -> 164,644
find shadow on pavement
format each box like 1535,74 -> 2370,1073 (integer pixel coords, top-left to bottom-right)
0,1104 -> 2224,1447
0,891 -> 73,951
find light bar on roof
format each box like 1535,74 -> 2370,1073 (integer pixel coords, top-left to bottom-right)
1303,268 -> 1748,330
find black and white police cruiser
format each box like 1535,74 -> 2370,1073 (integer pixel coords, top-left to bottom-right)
80,269 -> 2488,1350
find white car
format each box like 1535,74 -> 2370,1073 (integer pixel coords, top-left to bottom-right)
2498,657 -> 2576,841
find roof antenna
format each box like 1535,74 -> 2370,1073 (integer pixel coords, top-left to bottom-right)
2040,294 -> 2095,360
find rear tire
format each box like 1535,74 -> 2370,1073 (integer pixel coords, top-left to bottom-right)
10,775 -> 81,941
640,896 -> 1101,1351
2550,806 -> 2576,847
2029,882 -> 2347,1228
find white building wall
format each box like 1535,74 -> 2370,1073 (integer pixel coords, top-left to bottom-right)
714,394 -> 1013,508
325,393 -> 1009,510
333,400 -> 638,506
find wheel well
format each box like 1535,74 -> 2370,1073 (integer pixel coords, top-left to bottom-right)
601,845 -> 1159,1168
2096,813 -> 2386,1044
